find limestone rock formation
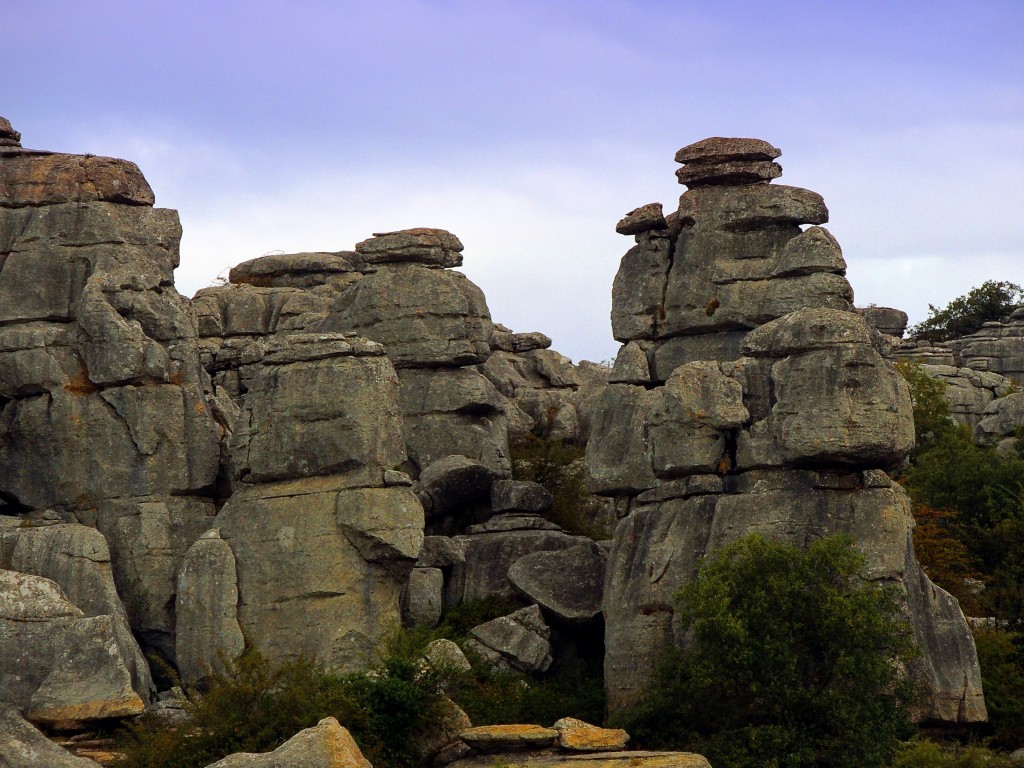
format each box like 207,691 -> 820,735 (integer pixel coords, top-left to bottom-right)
0,569 -> 145,726
177,333 -> 423,681
592,138 -> 985,724
0,119 -> 221,664
857,306 -> 909,338
0,703 -> 103,768
466,604 -> 554,673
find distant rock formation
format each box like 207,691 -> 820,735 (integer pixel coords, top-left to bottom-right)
592,138 -> 986,724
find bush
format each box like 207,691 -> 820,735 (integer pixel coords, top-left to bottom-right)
909,281 -> 1023,343
891,739 -> 1014,767
973,628 -> 1024,748
620,534 -> 918,768
118,641 -> 450,768
510,434 -> 612,538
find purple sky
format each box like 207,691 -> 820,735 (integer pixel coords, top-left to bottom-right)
6,1 -> 1023,362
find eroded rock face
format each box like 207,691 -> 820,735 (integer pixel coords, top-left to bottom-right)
0,703 -> 103,768
593,139 -> 985,724
0,569 -> 145,726
207,717 -> 372,768
177,334 -> 423,681
0,120 -> 222,668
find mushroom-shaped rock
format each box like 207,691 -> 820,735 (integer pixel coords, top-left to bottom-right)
508,543 -> 606,623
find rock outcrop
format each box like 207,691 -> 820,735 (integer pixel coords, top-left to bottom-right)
592,138 -> 985,724
0,120 -> 221,664
206,717 -> 371,768
0,703 -> 103,768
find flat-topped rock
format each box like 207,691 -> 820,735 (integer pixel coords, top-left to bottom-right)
676,158 -> 782,187
552,718 -> 629,752
0,117 -> 20,147
355,227 -> 464,267
675,136 -> 781,164
0,152 -> 155,207
228,251 -> 364,286
459,724 -> 560,751
616,203 -> 667,235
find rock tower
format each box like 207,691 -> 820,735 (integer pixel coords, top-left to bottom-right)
591,138 -> 986,723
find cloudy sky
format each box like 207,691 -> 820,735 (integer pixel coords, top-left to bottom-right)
5,1 -> 1022,363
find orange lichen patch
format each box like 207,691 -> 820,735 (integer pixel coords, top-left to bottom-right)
194,401 -> 206,415
64,366 -> 99,395
553,717 -> 630,752
0,153 -> 155,207
460,724 -> 560,751
28,691 -> 145,726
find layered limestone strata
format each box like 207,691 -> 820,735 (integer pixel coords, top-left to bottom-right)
592,138 -> 986,724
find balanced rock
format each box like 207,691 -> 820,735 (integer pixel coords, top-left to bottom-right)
508,542 -> 606,623
616,203 -> 667,235
466,604 -> 553,673
674,137 -> 783,187
355,227 -> 464,268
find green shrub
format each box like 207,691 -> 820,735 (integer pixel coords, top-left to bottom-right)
118,641 -> 450,768
909,280 -> 1023,343
620,534 -> 918,768
973,628 -> 1024,748
510,434 -> 611,538
891,738 -> 1014,767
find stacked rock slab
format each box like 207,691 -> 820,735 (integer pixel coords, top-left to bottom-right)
591,138 -> 986,724
176,333 -> 424,682
0,118 -> 221,667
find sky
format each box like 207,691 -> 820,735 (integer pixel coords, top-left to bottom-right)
4,0 -> 1023,363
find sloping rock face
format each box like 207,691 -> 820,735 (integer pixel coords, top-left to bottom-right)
0,703 -> 103,768
176,333 -> 423,682
207,716 -> 372,768
592,138 -> 985,724
0,120 -> 221,664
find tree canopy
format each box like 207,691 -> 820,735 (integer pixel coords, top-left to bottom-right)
910,280 -> 1023,343
621,534 -> 917,768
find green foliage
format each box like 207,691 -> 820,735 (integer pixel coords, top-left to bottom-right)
118,642 -> 450,768
510,434 -> 611,538
895,362 -> 959,450
449,642 -> 605,728
891,738 -> 1014,768
909,280 -> 1023,343
620,534 -> 918,768
973,628 -> 1024,748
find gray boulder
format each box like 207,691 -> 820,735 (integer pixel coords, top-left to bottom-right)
492,480 -> 553,513
0,569 -> 145,726
0,703 -> 102,768
507,543 -> 606,622
467,605 -> 553,673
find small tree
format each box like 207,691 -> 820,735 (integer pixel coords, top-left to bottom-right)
622,534 -> 917,768
910,280 -> 1023,343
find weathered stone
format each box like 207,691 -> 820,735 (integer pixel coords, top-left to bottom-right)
402,567 -> 444,627
0,117 -> 21,146
857,306 -> 909,338
175,530 -> 245,684
355,227 -> 464,268
976,391 -> 1024,449
0,152 -> 155,207
228,250 -> 364,288
314,263 -> 492,367
417,535 -> 466,567
424,638 -> 473,675
2,523 -> 154,700
492,480 -> 553,513
675,159 -> 782,187
0,703 -> 101,768
459,723 -> 559,751
398,367 -> 510,475
0,570 -> 144,725
464,513 -> 563,534
415,456 -> 500,518
675,137 -> 781,164
448,528 -> 591,605
616,203 -> 667,235
207,717 -> 372,768
508,543 -> 606,622
490,327 -> 552,353
231,338 -> 405,484
552,718 -> 629,752
468,605 -> 553,672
